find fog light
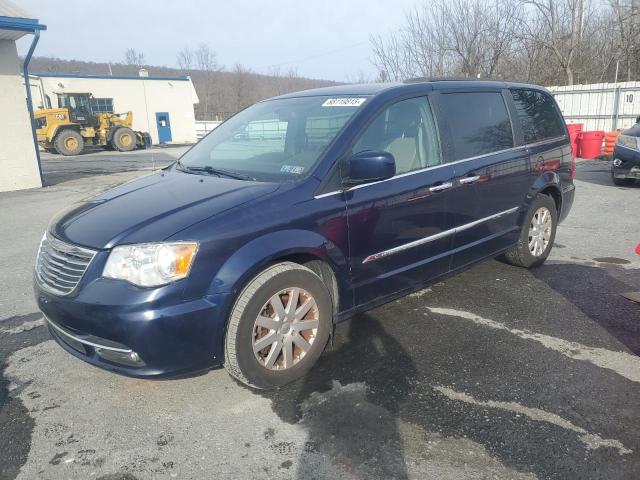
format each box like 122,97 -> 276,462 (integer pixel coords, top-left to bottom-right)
95,348 -> 145,367
613,158 -> 623,167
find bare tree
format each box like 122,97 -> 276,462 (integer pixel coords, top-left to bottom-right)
231,64 -> 252,112
403,3 -> 452,78
371,0 -> 518,81
195,44 -> 221,120
522,0 -> 588,85
177,46 -> 194,73
370,32 -> 412,81
369,0 -> 637,86
608,0 -> 640,81
124,48 -> 145,67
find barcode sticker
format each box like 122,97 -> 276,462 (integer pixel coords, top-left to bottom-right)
322,98 -> 367,107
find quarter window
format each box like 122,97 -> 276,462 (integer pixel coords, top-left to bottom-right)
353,97 -> 441,174
441,92 -> 514,161
511,89 -> 565,143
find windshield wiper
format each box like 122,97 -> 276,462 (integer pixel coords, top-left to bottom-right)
175,160 -> 254,181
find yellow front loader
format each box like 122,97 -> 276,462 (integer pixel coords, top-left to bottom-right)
34,92 -> 151,156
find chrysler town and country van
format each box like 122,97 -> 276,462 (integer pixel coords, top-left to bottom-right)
35,81 -> 575,388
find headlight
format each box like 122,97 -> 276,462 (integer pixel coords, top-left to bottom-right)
103,242 -> 198,287
616,134 -> 640,150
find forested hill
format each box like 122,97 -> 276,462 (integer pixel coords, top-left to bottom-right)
29,56 -> 340,121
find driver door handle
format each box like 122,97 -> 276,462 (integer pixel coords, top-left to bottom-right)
429,182 -> 453,193
459,175 -> 481,185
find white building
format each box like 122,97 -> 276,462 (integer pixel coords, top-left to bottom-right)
29,72 -> 200,145
0,0 -> 45,192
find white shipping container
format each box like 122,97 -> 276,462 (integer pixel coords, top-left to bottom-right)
548,81 -> 640,132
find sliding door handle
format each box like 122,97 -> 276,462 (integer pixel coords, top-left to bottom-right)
459,175 -> 481,185
429,182 -> 453,193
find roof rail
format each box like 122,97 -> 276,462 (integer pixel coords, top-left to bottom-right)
403,76 -> 496,83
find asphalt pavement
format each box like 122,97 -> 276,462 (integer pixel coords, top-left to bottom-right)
40,146 -> 187,186
1,153 -> 639,480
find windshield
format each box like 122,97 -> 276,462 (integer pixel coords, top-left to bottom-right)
177,95 -> 369,181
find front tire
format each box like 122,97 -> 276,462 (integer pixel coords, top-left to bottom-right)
54,129 -> 84,156
111,127 -> 136,152
504,194 -> 557,268
224,262 -> 332,389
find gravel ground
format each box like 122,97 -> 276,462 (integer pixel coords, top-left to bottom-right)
0,154 -> 639,480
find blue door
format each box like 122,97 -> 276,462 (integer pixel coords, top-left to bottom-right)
346,96 -> 456,308
155,112 -> 172,143
432,89 -> 529,270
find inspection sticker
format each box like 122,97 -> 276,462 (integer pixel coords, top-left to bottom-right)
281,165 -> 305,174
322,97 -> 367,107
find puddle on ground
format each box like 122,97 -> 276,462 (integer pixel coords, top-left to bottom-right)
593,257 -> 631,265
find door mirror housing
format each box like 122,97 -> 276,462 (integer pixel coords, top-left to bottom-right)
343,150 -> 396,186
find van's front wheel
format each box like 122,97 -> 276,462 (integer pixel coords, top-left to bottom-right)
224,262 -> 332,389
504,194 -> 557,268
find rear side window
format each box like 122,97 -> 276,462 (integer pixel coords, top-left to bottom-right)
441,92 -> 514,161
511,89 -> 565,143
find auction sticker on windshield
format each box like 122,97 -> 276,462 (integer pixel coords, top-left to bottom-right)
322,98 -> 367,107
280,165 -> 305,174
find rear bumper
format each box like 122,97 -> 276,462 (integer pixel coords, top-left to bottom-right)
35,278 -> 230,378
559,182 -> 575,223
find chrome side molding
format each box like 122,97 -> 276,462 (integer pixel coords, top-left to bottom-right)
362,206 -> 519,263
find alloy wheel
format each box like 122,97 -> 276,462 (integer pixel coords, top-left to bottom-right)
528,207 -> 552,256
252,287 -> 319,370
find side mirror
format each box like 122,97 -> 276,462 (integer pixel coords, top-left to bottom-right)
344,150 -> 395,186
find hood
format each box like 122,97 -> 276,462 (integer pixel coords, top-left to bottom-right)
50,170 -> 279,249
622,123 -> 640,138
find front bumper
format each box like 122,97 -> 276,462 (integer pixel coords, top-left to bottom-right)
612,144 -> 640,179
35,277 -> 230,378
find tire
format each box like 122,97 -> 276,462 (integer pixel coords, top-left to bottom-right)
224,262 -> 333,389
54,129 -> 84,156
504,194 -> 557,268
612,175 -> 636,187
111,127 -> 136,152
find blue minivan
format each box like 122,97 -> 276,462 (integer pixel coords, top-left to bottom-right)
35,81 -> 575,388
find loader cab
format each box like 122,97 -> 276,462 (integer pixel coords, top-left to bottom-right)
57,93 -> 96,126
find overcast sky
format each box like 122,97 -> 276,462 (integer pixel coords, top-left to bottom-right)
16,0 -> 416,81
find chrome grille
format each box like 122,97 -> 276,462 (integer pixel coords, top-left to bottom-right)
35,233 -> 97,295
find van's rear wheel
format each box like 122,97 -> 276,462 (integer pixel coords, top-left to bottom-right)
504,194 -> 557,268
224,262 -> 332,389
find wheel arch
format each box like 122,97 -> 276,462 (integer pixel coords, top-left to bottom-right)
51,124 -> 81,142
527,172 -> 562,217
210,229 -> 350,321
539,185 -> 562,215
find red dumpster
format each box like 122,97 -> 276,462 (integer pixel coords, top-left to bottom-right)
577,131 -> 604,159
567,123 -> 583,157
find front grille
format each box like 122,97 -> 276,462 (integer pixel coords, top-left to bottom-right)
35,233 -> 97,295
